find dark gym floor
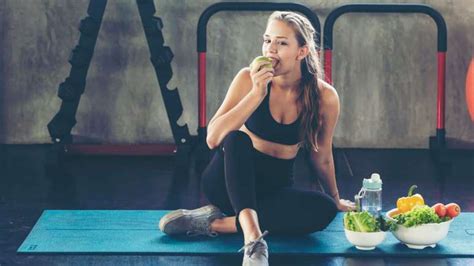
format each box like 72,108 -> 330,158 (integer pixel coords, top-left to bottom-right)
1,144 -> 473,265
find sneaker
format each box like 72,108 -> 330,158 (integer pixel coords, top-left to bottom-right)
158,204 -> 224,237
239,230 -> 269,266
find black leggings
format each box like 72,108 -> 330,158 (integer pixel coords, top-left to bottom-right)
201,130 -> 338,235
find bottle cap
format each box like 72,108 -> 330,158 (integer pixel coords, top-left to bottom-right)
362,173 -> 383,190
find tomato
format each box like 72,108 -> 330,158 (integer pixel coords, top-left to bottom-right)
445,203 -> 461,218
432,203 -> 447,217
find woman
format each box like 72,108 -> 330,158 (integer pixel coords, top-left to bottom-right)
159,11 -> 355,266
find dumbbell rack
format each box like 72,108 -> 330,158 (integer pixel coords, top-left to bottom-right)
46,0 -> 194,165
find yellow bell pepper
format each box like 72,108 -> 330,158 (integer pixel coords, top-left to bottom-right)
396,185 -> 425,213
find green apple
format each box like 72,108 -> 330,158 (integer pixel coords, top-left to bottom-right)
250,56 -> 273,71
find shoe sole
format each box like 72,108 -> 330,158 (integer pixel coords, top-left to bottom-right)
158,205 -> 223,235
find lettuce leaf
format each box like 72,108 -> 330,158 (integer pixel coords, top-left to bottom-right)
393,205 -> 449,227
343,211 -> 380,232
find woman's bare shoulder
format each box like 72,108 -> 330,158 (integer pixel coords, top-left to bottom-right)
317,78 -> 339,107
238,67 -> 252,81
207,67 -> 253,127
218,67 -> 253,105
232,67 -> 253,91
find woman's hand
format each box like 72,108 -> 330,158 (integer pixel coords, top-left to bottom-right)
250,61 -> 274,97
336,198 -> 356,212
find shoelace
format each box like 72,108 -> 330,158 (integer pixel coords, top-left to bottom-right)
186,217 -> 219,237
238,230 -> 269,257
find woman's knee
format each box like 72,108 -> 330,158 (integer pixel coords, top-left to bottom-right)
306,193 -> 338,232
222,130 -> 252,150
262,190 -> 338,235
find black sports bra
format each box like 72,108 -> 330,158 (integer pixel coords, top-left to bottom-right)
244,83 -> 301,145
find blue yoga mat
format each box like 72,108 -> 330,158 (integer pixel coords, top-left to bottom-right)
17,210 -> 474,257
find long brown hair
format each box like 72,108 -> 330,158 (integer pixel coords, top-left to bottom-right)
268,11 -> 323,152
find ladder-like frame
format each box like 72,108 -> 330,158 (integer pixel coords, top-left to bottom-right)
46,0 -> 193,161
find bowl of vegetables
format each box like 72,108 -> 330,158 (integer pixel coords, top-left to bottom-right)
343,211 -> 388,250
386,185 -> 461,249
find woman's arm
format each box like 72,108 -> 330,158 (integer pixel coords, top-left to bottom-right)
206,66 -> 270,149
308,84 -> 355,211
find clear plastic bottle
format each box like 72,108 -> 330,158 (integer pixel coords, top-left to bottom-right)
357,173 -> 383,217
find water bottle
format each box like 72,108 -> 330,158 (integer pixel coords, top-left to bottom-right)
355,173 -> 383,217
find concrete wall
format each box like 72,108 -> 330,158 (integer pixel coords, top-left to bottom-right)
1,0 -> 473,147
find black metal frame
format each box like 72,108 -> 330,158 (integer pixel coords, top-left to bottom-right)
323,4 -> 448,155
46,0 -> 193,163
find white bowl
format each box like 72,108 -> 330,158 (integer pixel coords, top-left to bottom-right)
386,208 -> 453,249
344,229 -> 386,250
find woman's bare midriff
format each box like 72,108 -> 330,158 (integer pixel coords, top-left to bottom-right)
239,124 -> 299,160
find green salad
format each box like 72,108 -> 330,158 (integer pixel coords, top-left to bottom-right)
343,211 -> 391,232
392,205 -> 451,227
